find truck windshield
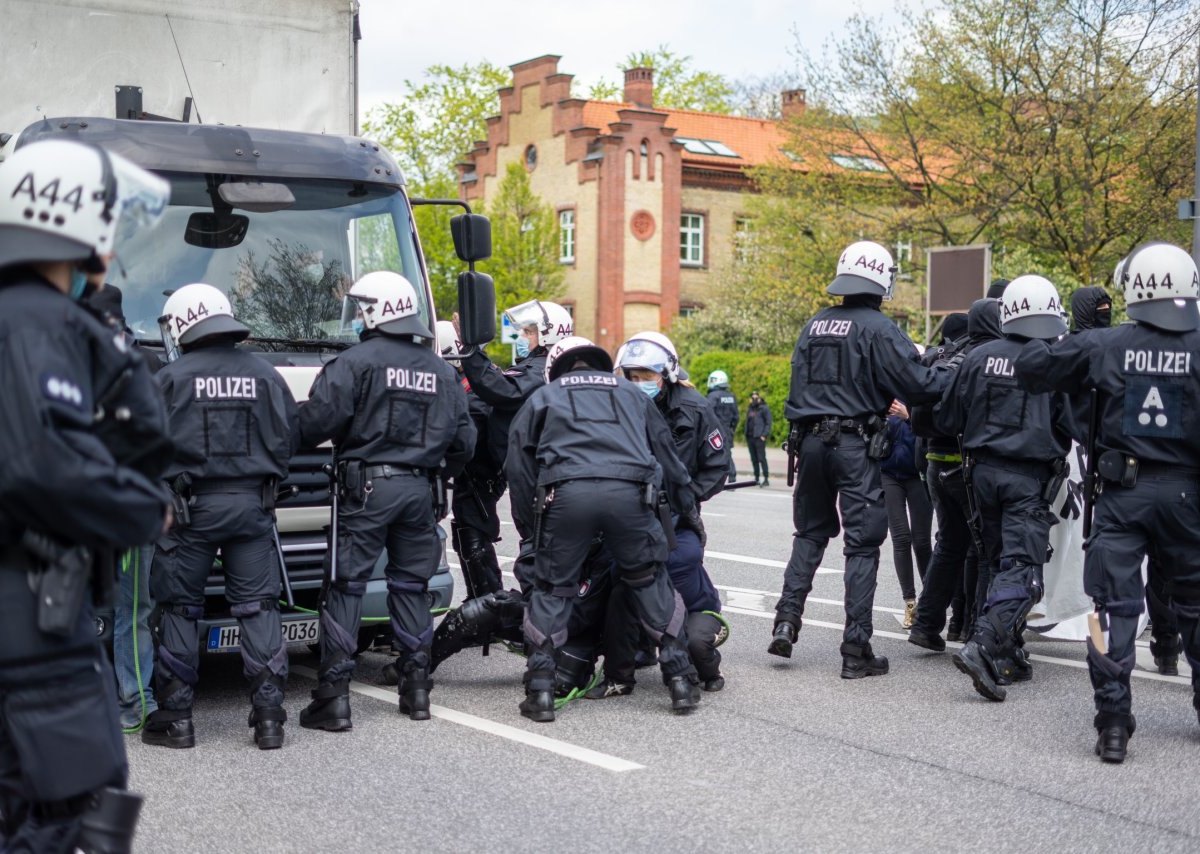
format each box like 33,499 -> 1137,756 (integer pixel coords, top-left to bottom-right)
110,174 -> 429,344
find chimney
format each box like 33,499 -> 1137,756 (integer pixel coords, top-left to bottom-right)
624,67 -> 654,109
781,88 -> 807,119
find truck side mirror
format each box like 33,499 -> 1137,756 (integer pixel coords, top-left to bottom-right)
457,271 -> 496,346
450,213 -> 492,263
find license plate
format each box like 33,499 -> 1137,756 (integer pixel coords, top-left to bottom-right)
206,618 -> 319,652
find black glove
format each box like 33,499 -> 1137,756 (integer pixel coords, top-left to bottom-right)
678,505 -> 707,549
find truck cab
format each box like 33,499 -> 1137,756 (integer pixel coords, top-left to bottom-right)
16,117 -> 482,653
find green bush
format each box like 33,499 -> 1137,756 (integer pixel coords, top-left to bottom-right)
687,350 -> 792,447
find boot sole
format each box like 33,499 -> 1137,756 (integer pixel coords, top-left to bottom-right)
399,703 -> 432,721
141,732 -> 195,749
952,651 -> 1007,702
1095,739 -> 1127,763
767,638 -> 793,658
520,708 -> 555,723
255,735 -> 285,750
908,633 -> 946,653
672,700 -> 698,714
299,717 -> 352,732
841,665 -> 888,679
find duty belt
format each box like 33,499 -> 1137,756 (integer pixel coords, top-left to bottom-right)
969,451 -> 1053,480
808,417 -> 868,435
365,464 -> 430,480
191,477 -> 267,494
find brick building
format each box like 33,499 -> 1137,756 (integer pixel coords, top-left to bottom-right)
457,54 -> 820,352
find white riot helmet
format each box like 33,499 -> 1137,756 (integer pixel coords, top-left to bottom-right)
160,283 -> 249,357
618,331 -> 686,383
828,240 -> 896,299
1117,242 -> 1200,332
707,370 -> 729,391
0,139 -> 168,271
504,299 -> 574,348
436,319 -> 462,362
341,271 -> 431,338
545,335 -> 614,382
999,275 -> 1067,339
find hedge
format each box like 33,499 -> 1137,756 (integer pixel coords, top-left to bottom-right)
686,350 -> 792,447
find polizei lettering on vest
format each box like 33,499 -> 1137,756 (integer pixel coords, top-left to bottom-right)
810,319 -> 853,337
561,374 -> 618,387
1123,350 -> 1192,375
385,367 -> 438,393
983,356 -> 1015,378
194,377 -> 257,400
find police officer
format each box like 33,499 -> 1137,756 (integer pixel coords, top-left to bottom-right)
706,370 -> 739,480
507,336 -> 699,721
142,284 -> 300,750
770,241 -> 950,677
908,299 -> 1001,653
454,299 -> 573,590
586,332 -> 731,697
1015,242 -> 1200,763
937,276 -> 1071,702
0,139 -> 172,851
300,272 -> 474,728
745,390 -> 773,486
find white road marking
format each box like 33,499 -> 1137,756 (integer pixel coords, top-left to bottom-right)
291,666 -> 644,773
705,550 -> 841,574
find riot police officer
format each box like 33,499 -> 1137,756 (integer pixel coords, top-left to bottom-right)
143,284 -> 300,750
937,276 -> 1071,702
706,370 -> 739,480
1016,242 -> 1200,763
0,139 -> 172,851
770,241 -> 950,677
507,336 -> 699,721
454,299 -> 573,590
586,332 -> 731,697
300,272 -> 474,728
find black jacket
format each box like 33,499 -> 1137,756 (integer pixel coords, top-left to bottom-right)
506,369 -> 694,531
460,347 -> 548,469
744,401 -> 773,441
658,383 -> 729,504
0,271 -> 170,549
707,387 -> 739,434
300,332 -> 475,476
158,341 -> 300,482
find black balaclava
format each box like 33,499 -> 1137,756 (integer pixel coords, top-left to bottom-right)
1071,286 -> 1112,331
967,297 -> 1002,344
941,312 -> 969,344
986,279 -> 1010,300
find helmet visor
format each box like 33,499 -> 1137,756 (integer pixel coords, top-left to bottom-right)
618,339 -> 672,375
340,293 -> 371,335
503,299 -> 548,333
110,154 -> 170,248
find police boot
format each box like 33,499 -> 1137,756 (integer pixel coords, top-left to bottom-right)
840,642 -> 889,679
379,658 -> 401,686
1094,712 -> 1136,764
299,681 -> 352,732
667,675 -> 701,713
248,707 -> 286,750
768,619 -> 799,658
76,788 -> 143,854
141,709 -> 195,749
952,640 -> 1006,702
520,669 -> 556,723
1150,635 -> 1181,676
908,628 -> 947,653
398,663 -> 433,721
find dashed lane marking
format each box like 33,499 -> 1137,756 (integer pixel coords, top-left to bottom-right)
291,666 -> 645,773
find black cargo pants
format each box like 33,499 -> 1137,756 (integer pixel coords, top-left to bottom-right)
913,459 -> 974,636
450,473 -> 504,599
775,431 -> 888,647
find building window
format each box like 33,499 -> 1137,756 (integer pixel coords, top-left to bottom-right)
559,210 -> 575,263
734,217 -> 756,263
894,238 -> 913,281
679,304 -> 702,319
829,153 -> 886,172
524,144 -> 538,171
680,213 -> 704,266
675,138 -> 739,158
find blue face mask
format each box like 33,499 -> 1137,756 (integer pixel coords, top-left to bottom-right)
69,268 -> 89,301
636,380 -> 661,399
351,319 -> 365,337
515,336 -> 531,358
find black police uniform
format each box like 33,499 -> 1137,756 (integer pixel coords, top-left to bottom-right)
773,295 -> 949,672
300,332 -> 474,724
448,380 -> 505,599
908,299 -> 1001,648
0,270 -> 171,850
144,341 -> 299,746
598,381 -> 731,689
936,331 -> 1071,700
457,345 -> 548,588
745,397 -> 773,484
1016,323 -> 1200,748
707,385 -> 739,479
507,366 -> 698,718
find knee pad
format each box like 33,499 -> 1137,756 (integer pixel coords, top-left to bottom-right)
623,566 -> 658,589
330,578 -> 367,597
386,578 -> 427,597
230,598 -> 278,619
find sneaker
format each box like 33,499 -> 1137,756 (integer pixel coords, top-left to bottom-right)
583,678 -> 635,700
902,599 -> 917,630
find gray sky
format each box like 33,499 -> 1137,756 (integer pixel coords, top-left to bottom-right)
357,0 -> 904,115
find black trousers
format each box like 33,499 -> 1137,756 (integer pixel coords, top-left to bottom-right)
0,556 -> 127,852
882,473 -> 932,600
524,479 -> 693,693
748,437 -> 770,482
450,476 -> 504,600
914,460 -> 974,636
319,473 -> 439,684
1146,555 -> 1182,659
1086,474 -> 1200,723
775,432 -> 888,647
151,490 -> 284,712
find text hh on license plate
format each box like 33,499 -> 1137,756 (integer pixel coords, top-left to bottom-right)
206,618 -> 319,652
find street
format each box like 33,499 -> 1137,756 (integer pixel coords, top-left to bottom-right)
127,464 -> 1200,853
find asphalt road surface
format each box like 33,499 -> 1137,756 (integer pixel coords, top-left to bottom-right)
126,471 -> 1200,853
